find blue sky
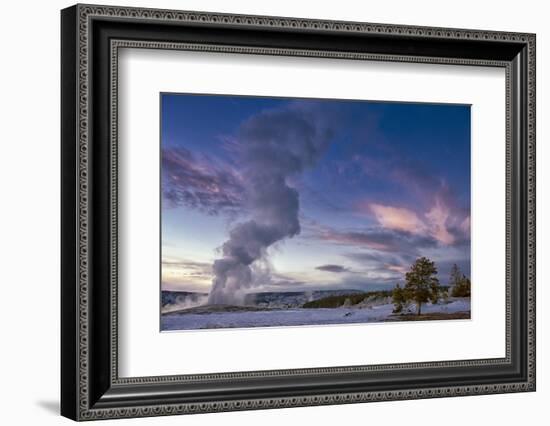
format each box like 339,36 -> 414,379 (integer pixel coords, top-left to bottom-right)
161,93 -> 471,294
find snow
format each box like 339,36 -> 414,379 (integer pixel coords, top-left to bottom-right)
161,299 -> 470,331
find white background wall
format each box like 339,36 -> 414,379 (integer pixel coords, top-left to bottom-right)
0,0 -> 546,424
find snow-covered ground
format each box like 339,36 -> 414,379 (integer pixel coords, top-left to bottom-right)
161,299 -> 470,331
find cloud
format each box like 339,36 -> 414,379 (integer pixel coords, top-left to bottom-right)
460,216 -> 471,233
317,228 -> 394,251
343,250 -> 412,281
357,191 -> 467,246
368,203 -> 426,234
384,264 -> 408,274
315,264 -> 350,273
162,147 -> 244,215
304,218 -> 470,286
161,258 -> 214,291
344,250 -> 415,266
367,199 -> 455,245
425,197 -> 455,245
162,258 -> 212,271
305,220 -> 438,253
350,149 -> 470,247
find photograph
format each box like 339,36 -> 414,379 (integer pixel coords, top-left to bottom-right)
58,3 -> 536,420
160,94 -> 472,331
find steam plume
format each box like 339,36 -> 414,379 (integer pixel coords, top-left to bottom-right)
208,105 -> 332,304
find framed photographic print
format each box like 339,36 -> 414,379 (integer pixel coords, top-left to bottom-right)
159,94 -> 473,330
61,4 -> 536,421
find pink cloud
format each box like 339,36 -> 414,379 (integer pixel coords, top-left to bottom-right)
385,264 -> 408,274
369,203 -> 426,234
425,198 -> 455,245
363,199 -> 458,246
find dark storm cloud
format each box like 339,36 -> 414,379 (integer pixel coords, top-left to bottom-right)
162,147 -> 244,215
315,264 -> 350,273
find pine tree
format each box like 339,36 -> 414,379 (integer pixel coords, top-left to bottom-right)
449,264 -> 462,287
449,263 -> 471,297
451,276 -> 471,297
403,257 -> 440,315
392,284 -> 406,313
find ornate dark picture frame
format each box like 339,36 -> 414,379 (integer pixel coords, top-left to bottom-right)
61,4 -> 536,421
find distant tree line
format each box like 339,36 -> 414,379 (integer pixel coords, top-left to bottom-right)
302,290 -> 392,309
392,258 -> 470,316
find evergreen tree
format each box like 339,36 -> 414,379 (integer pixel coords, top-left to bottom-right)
449,264 -> 462,287
449,263 -> 471,297
392,284 -> 406,313
451,276 -> 471,297
404,257 -> 440,315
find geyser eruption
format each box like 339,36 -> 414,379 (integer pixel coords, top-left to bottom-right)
208,106 -> 333,305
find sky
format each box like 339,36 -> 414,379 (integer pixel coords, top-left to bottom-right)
160,93 -> 471,297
